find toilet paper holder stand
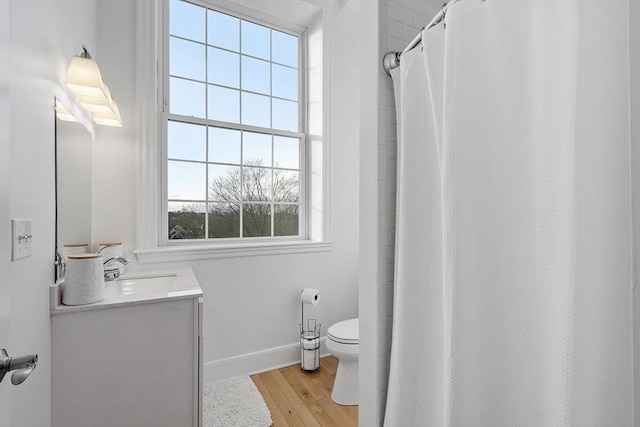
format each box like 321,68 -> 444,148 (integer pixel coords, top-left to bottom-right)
299,303 -> 321,372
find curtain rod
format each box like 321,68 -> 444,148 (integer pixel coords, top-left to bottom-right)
383,0 -> 464,75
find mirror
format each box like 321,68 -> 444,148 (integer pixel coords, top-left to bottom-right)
55,98 -> 94,279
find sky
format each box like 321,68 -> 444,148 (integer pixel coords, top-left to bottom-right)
167,0 -> 302,210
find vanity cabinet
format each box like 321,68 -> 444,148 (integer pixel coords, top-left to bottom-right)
51,283 -> 203,427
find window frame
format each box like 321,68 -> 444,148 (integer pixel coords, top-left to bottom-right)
160,0 -> 309,246
133,0 -> 332,263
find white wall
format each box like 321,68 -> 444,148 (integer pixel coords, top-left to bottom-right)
630,1 -> 640,426
0,1 -> 97,426
356,0 -> 381,423
93,0 -> 360,381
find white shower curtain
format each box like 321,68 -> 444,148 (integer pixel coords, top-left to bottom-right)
385,1 -> 633,426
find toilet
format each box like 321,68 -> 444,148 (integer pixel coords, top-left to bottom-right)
325,318 -> 359,406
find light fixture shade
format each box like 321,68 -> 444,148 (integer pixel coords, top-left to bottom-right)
55,99 -> 77,122
65,46 -> 121,127
78,82 -> 116,114
64,56 -> 107,98
92,97 -> 122,127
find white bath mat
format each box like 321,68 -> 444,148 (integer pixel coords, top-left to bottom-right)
203,375 -> 272,427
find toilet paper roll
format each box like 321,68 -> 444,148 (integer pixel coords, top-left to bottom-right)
301,288 -> 320,305
301,348 -> 320,370
301,337 -> 319,350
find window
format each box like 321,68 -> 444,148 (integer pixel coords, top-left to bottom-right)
135,0 -> 328,261
164,0 -> 305,242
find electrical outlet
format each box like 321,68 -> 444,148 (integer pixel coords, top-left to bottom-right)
11,219 -> 32,261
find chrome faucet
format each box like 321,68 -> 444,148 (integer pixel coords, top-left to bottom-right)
97,243 -> 118,254
102,256 -> 130,281
54,250 -> 66,281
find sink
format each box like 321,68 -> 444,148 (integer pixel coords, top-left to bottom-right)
51,268 -> 203,313
108,275 -> 179,296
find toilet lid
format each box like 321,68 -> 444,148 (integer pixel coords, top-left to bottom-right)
328,318 -> 359,344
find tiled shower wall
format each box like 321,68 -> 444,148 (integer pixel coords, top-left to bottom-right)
376,0 -> 442,421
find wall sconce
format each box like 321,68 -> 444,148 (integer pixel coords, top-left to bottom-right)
92,98 -> 122,127
54,99 -> 77,122
64,45 -> 122,127
78,82 -> 122,127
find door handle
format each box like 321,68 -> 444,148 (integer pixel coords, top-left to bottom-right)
0,348 -> 38,385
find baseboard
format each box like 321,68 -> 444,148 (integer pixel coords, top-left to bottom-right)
203,336 -> 329,383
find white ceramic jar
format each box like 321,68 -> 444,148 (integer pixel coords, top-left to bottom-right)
62,243 -> 88,260
62,253 -> 105,306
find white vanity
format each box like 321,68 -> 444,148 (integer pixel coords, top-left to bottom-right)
50,268 -> 203,427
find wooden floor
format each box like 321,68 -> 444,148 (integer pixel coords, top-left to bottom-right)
251,356 -> 358,427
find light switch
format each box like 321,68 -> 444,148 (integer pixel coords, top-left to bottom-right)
11,219 -> 32,261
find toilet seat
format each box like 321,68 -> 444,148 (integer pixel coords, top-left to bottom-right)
328,318 -> 359,345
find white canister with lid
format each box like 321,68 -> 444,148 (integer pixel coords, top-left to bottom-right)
62,243 -> 88,260
62,253 -> 105,306
98,242 -> 125,274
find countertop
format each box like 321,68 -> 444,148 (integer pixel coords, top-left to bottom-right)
50,268 -> 203,315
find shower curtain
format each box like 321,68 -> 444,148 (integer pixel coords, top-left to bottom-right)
385,1 -> 633,426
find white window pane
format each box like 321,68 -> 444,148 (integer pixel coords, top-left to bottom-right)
208,9 -> 239,51
168,160 -> 206,200
169,201 -> 206,213
243,204 -> 271,237
272,64 -> 297,101
273,170 -> 299,203
208,47 -> 239,88
272,98 -> 298,131
168,202 -> 206,240
170,77 -> 205,118
168,121 -> 206,161
243,132 -> 271,167
209,165 -> 241,202
242,168 -> 271,202
272,30 -> 297,67
273,136 -> 299,169
170,37 -> 205,81
208,203 -> 240,238
209,127 -> 240,164
274,204 -> 299,236
241,21 -> 269,60
241,92 -> 270,128
170,0 -> 205,42
241,56 -> 270,95
208,85 -> 240,123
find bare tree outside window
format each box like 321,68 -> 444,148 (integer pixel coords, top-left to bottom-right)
169,159 -> 299,239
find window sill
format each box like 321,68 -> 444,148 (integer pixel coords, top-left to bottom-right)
133,240 -> 334,264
